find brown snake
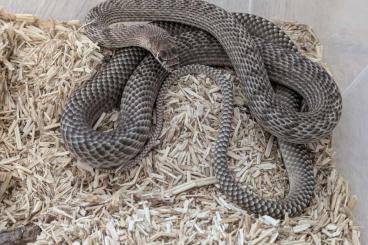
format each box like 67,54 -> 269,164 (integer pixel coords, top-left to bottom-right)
60,0 -> 342,218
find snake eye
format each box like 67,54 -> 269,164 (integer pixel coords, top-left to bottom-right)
159,50 -> 168,59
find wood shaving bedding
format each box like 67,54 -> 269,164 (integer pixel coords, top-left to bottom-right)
0,8 -> 361,244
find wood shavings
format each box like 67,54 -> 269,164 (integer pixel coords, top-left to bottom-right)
273,19 -> 331,74
0,8 -> 361,244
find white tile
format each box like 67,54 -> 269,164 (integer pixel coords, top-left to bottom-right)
334,66 -> 368,244
0,0 -> 103,20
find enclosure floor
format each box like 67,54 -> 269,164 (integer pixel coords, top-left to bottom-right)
0,9 -> 361,244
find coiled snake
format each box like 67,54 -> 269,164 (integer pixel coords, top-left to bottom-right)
60,0 -> 342,218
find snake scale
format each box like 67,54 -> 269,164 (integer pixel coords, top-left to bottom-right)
60,0 -> 342,218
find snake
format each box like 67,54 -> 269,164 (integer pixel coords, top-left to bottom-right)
60,0 -> 342,218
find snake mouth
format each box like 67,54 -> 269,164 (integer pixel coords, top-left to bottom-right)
157,55 -> 180,71
154,39 -> 179,71
164,58 -> 180,71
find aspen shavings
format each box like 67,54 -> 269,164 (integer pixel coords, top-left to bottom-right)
0,8 -> 361,244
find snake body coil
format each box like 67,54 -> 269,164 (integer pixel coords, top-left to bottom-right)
61,0 -> 342,218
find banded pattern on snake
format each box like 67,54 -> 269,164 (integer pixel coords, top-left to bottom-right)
60,0 -> 342,218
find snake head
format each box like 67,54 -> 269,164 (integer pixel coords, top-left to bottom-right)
151,36 -> 179,71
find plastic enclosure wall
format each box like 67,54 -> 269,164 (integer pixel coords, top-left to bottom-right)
1,0 -> 367,242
